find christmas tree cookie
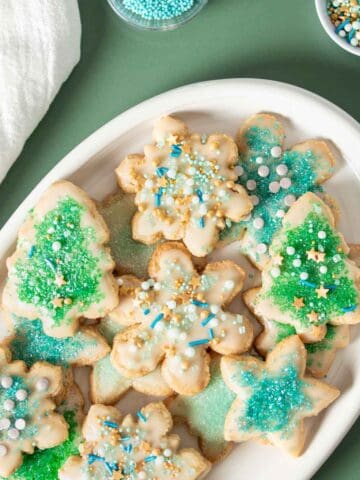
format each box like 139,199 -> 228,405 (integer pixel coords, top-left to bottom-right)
111,242 -> 253,395
244,287 -> 350,378
1,312 -> 109,369
1,382 -> 84,480
220,113 -> 335,268
0,347 -> 69,477
168,355 -> 235,462
222,336 -> 340,456
115,115 -> 253,257
253,192 -> 360,342
3,181 -> 119,338
90,281 -> 172,405
59,402 -> 211,480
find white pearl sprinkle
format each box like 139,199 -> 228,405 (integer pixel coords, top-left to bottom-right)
144,179 -> 153,188
1,376 -> 13,389
15,389 -> 28,401
250,195 -> 259,206
350,37 -> 358,47
0,444 -> 8,457
320,266 -> 328,274
199,204 -> 207,216
256,243 -> 267,254
276,209 -> 285,218
218,189 -> 226,198
286,246 -> 295,255
255,156 -> 263,164
179,332 -> 187,341
52,241 -> 61,252
4,400 -> 15,411
15,419 -> 26,430
271,267 -> 281,278
239,326 -> 246,334
8,428 -> 19,440
167,169 -> 176,179
280,177 -> 292,189
284,194 -> 296,206
339,30 -> 346,38
155,456 -> 164,466
202,193 -> 210,202
208,318 -> 219,328
183,186 -> 193,195
293,259 -> 301,267
167,328 -> 179,339
269,181 -> 280,193
210,305 -> 220,314
318,231 -> 326,239
154,282 -> 161,291
258,165 -> 270,177
163,448 -> 172,457
138,472 -> 147,480
276,164 -> 288,176
166,300 -> 176,310
47,227 -> 55,234
141,281 -> 150,291
36,378 -> 49,392
185,347 -> 195,358
223,280 -> 234,291
271,146 -> 282,158
253,217 -> 264,230
188,167 -> 196,175
333,254 -> 341,263
234,165 -> 244,177
345,23 -> 352,32
300,272 -> 309,280
246,179 -> 257,191
186,178 -> 194,186
0,418 -> 11,430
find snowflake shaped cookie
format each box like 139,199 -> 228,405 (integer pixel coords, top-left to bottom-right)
253,192 -> 360,342
220,113 -> 336,268
222,336 -> 340,456
59,402 -> 211,480
3,181 -> 118,338
115,115 -> 253,257
111,242 -> 253,395
0,347 -> 68,477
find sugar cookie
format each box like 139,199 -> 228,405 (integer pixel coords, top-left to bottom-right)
115,115 -> 253,257
3,181 -> 119,338
222,336 -> 340,456
111,242 -> 253,395
59,401 -> 211,479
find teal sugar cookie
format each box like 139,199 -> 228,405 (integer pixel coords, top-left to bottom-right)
168,356 -> 235,462
1,312 -> 110,368
2,181 -> 118,338
219,113 -> 335,269
253,193 -> 360,343
1,383 -> 84,480
222,336 -> 340,456
98,191 -> 157,278
244,287 -> 350,377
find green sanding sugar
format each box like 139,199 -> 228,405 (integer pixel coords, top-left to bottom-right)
306,324 -> 337,354
275,322 -> 296,343
170,358 -> 235,457
9,315 -> 95,367
267,211 -> 358,328
2,410 -> 79,480
237,365 -> 311,433
15,198 -> 104,325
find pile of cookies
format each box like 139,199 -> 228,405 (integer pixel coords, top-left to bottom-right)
1,113 -> 359,479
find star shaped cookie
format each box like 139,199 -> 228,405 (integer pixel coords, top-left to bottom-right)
115,115 -> 253,257
222,336 -> 340,456
111,242 -> 253,395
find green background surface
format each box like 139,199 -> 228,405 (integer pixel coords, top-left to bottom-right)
1,0 -> 359,478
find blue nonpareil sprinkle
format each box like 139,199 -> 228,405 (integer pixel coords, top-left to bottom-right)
188,338 -> 209,347
154,188 -> 163,207
143,308 -> 151,315
104,420 -> 119,429
137,410 -> 147,422
348,28 -> 356,42
342,305 -> 357,312
335,18 -> 350,33
324,284 -> 337,290
144,455 -> 157,463
300,279 -> 316,288
150,312 -> 164,329
122,444 -> 133,454
170,144 -> 182,158
208,328 -> 215,339
201,312 -> 215,326
87,454 -> 119,473
28,245 -> 36,258
199,216 -> 205,228
123,0 -> 195,21
196,190 -> 204,203
190,299 -> 209,308
156,166 -> 169,177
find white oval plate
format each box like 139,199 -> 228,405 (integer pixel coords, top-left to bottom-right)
1,79 -> 360,480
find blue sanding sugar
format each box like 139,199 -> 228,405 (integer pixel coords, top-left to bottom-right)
123,0 -> 195,20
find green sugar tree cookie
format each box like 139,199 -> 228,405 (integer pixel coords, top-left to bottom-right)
3,181 -> 118,338
220,113 -> 336,269
254,193 -> 360,342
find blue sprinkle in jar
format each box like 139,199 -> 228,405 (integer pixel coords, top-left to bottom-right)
107,0 -> 208,31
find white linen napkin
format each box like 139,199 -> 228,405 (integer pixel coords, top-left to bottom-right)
0,0 -> 81,183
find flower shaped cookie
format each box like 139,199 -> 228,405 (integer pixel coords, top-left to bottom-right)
3,181 -> 118,338
111,242 -> 253,395
59,402 -> 211,480
220,113 -> 336,268
222,336 -> 340,456
0,347 -> 68,477
115,115 -> 253,257
253,193 -> 360,342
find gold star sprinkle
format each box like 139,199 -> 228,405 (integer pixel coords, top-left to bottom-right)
52,297 -> 63,308
55,274 -> 66,287
306,248 -> 325,263
167,134 -> 179,145
181,143 -> 192,155
307,311 -> 319,323
273,255 -> 283,266
293,297 -> 305,309
315,285 -> 329,299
